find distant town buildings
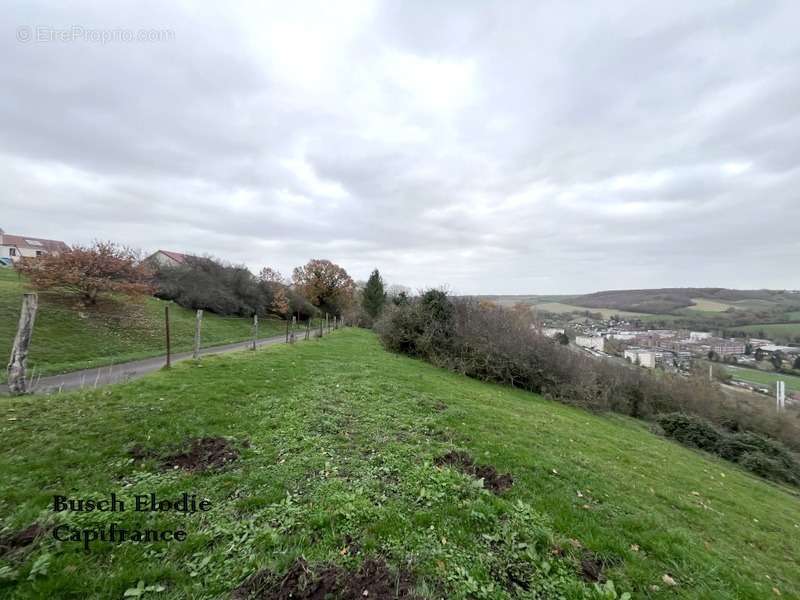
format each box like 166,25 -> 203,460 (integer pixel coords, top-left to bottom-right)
541,327 -> 565,338
758,344 -> 800,356
624,348 -> 657,368
550,314 -> 790,373
575,335 -> 605,352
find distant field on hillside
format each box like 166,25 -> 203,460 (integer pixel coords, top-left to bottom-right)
0,269 -> 287,381
472,294 -> 572,306
725,365 -> 800,394
482,289 -> 800,334
1,329 -> 798,598
567,288 -> 798,315
732,323 -> 800,342
687,298 -> 735,312
533,302 -> 648,319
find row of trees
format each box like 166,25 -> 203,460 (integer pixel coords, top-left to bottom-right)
14,241 -> 364,321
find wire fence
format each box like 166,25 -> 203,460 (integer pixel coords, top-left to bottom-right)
4,292 -> 345,395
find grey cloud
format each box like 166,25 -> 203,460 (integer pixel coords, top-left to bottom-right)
0,0 -> 798,293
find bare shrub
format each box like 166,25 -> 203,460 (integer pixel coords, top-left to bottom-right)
374,290 -> 800,456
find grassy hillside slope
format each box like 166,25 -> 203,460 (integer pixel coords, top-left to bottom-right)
1,329 -> 799,598
0,269 -> 286,381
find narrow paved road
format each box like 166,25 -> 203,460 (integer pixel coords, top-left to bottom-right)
1,329 -> 322,396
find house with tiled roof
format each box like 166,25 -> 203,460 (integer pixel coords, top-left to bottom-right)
0,227 -> 69,265
145,249 -> 198,268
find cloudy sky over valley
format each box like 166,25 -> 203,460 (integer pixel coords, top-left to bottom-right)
2,0 -> 798,293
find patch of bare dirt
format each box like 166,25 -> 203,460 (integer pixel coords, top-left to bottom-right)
128,443 -> 154,462
434,450 -> 513,494
232,557 -> 421,600
160,437 -> 244,472
0,523 -> 46,556
579,551 -> 606,583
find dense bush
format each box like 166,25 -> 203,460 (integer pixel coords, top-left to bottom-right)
657,413 -> 800,486
375,290 -> 800,485
656,413 -> 723,453
155,257 -> 266,316
154,257 -> 315,320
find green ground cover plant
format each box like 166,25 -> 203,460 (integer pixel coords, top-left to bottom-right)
1,329 -> 799,598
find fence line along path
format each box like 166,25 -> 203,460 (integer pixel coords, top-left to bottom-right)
2,327 -> 327,396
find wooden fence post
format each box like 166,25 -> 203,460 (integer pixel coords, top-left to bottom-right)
252,314 -> 259,350
291,316 -> 296,343
193,309 -> 203,359
7,293 -> 38,395
305,319 -> 310,340
285,318 -> 289,343
319,316 -> 323,338
165,305 -> 171,368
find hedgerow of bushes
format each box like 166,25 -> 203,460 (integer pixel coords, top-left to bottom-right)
374,290 -> 800,486
657,413 -> 800,486
154,257 -> 316,319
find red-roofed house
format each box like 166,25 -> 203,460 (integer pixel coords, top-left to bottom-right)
146,250 -> 197,268
0,228 -> 69,264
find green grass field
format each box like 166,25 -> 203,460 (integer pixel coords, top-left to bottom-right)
1,329 -> 798,598
533,302 -> 648,319
687,298 -> 735,313
0,269 -> 286,382
733,323 -> 800,343
726,365 -> 800,394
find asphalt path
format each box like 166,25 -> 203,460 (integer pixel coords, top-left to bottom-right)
1,328 -> 321,396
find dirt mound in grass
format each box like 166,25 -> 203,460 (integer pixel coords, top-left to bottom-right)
232,557 -> 421,600
0,523 -> 46,555
161,437 -> 244,472
579,551 -> 606,583
435,450 -> 513,493
128,443 -> 153,461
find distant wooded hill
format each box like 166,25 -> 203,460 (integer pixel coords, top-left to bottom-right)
566,288 -> 798,315
472,288 -> 800,341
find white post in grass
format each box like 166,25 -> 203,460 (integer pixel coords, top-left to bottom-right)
193,309 -> 203,359
776,381 -> 785,412
252,314 -> 258,350
7,293 -> 38,395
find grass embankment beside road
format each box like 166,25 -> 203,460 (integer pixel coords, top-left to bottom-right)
732,322 -> 800,343
725,365 -> 800,395
1,329 -> 799,598
0,269 -> 287,382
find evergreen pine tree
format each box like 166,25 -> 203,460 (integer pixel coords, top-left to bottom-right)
362,269 -> 386,318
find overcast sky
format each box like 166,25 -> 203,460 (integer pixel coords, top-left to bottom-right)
2,1 -> 798,294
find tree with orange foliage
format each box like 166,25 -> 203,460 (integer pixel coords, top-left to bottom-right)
270,287 -> 290,318
15,241 -> 153,305
258,267 -> 290,318
292,259 -> 355,316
